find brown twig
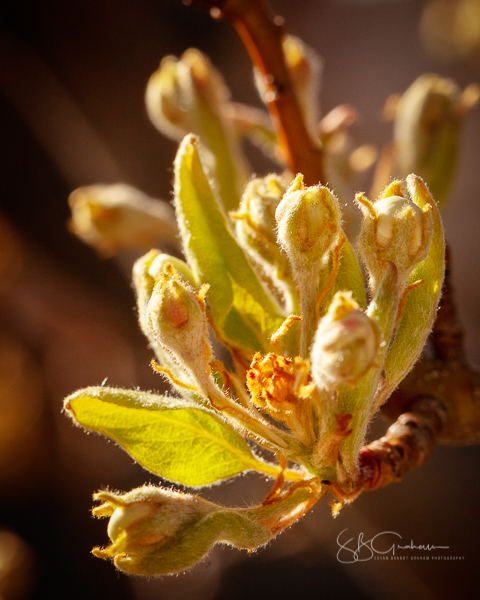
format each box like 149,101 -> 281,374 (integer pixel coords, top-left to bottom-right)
357,397 -> 447,492
186,0 -> 326,185
383,247 -> 480,444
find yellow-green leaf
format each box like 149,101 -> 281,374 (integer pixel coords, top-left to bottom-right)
64,386 -> 270,487
330,234 -> 366,310
173,135 -> 285,353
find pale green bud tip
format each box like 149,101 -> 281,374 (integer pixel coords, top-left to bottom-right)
374,195 -> 424,255
145,49 -> 227,142
356,178 -> 433,284
107,503 -> 155,543
92,487 -> 217,575
275,176 -> 341,266
311,292 -> 382,388
68,184 -> 177,255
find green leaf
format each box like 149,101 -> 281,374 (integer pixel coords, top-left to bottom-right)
173,135 -> 285,353
332,235 -> 366,310
64,386 -> 272,487
379,175 -> 445,406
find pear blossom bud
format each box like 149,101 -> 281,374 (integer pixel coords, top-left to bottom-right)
92,487 -> 217,575
311,292 -> 382,389
233,175 -> 293,300
356,180 -> 433,290
276,174 -> 341,274
68,184 -> 178,255
145,270 -> 212,381
393,73 -> 480,207
145,49 -> 247,210
146,50 -> 227,142
93,482 -> 320,576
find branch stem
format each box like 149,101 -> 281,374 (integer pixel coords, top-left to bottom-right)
188,0 -> 325,185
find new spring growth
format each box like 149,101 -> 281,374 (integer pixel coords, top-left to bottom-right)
68,184 -> 178,256
232,175 -> 296,311
145,48 -> 247,210
144,267 -> 213,389
355,180 -> 433,292
93,482 -> 322,576
276,174 -> 342,355
92,486 -> 219,575
311,291 -> 382,390
393,74 -> 480,208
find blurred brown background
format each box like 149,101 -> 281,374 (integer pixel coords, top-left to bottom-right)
1,0 -> 480,599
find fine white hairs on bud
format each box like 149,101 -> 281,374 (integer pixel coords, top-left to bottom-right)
276,174 -> 342,356
144,269 -> 213,385
355,180 -> 433,291
92,486 -> 217,575
311,291 -> 382,390
276,174 -> 341,271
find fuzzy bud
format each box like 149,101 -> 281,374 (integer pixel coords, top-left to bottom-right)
311,292 -> 382,389
232,175 -> 294,305
145,49 -> 227,142
356,180 -> 433,290
276,174 -> 341,274
145,271 -> 212,380
145,49 -> 247,210
93,482 -> 320,576
93,487 -> 217,575
68,184 -> 178,256
393,74 -> 480,207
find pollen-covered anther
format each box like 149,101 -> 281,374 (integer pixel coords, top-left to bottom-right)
246,353 -> 314,440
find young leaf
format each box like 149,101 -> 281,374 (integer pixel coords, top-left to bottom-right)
64,386 -> 275,486
173,135 -> 285,353
331,235 -> 366,310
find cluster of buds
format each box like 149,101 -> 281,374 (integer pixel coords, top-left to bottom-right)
62,9 -> 466,577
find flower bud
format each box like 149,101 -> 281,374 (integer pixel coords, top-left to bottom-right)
232,175 -> 296,308
68,184 -> 178,255
393,73 -> 480,207
93,482 -> 320,575
92,486 -> 217,575
145,269 -> 212,383
311,292 -> 382,389
146,50 -> 226,142
145,49 -> 247,210
235,175 -> 285,253
276,174 -> 341,273
356,180 -> 433,290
